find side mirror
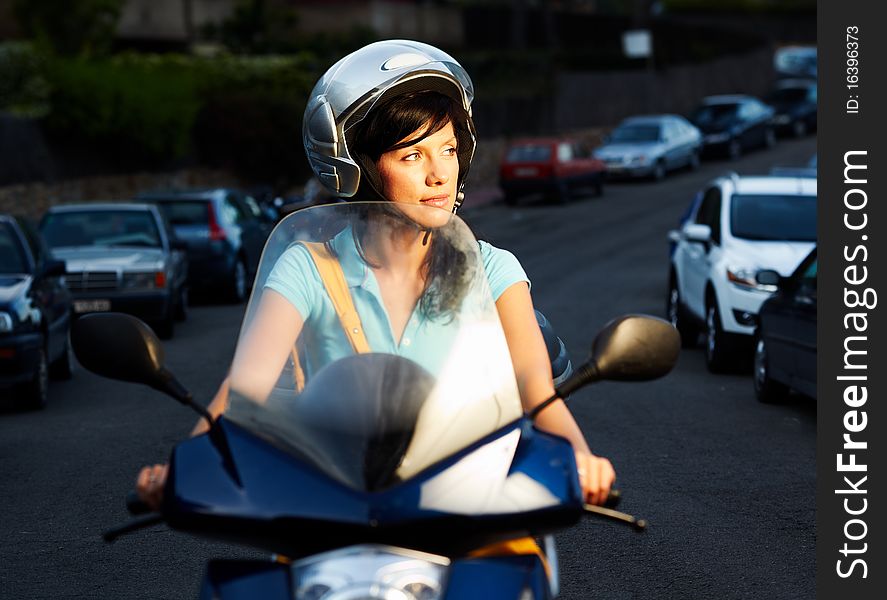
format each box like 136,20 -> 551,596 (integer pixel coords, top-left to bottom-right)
548,315 -> 681,402
71,313 -> 191,405
42,259 -> 66,278
755,269 -> 782,288
683,223 -> 711,244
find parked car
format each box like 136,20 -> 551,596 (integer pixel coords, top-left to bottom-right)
666,173 -> 816,372
593,114 -> 702,180
752,247 -> 817,403
774,45 -> 817,79
766,79 -> 817,137
688,95 -> 776,159
1,215 -> 74,409
137,189 -> 273,302
499,137 -> 605,205
40,203 -> 189,339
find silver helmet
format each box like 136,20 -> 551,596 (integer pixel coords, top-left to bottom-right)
303,40 -> 476,205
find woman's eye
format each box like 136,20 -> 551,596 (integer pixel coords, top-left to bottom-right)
402,152 -> 420,161
443,146 -> 457,156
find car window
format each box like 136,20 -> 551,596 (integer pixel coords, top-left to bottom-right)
14,217 -> 44,266
223,197 -> 247,225
243,196 -> 263,220
42,210 -> 162,248
573,142 -> 591,159
155,200 -> 210,226
557,143 -> 572,162
691,103 -> 737,125
730,194 -> 817,241
610,124 -> 660,143
506,145 -> 551,162
0,222 -> 29,274
695,187 -> 722,244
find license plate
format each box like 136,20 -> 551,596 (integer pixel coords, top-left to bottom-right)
514,167 -> 539,177
74,299 -> 111,313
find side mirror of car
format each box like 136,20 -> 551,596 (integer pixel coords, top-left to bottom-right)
683,223 -> 712,244
41,259 -> 67,278
755,269 -> 783,288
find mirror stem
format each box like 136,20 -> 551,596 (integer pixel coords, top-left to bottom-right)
154,368 -> 215,430
528,361 -> 600,421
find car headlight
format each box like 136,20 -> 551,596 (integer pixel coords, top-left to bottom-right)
629,154 -> 648,165
292,545 -> 449,600
0,311 -> 13,333
726,267 -> 777,292
121,271 -> 166,291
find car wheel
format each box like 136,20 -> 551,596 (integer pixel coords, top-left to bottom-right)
753,335 -> 789,403
689,151 -> 701,170
19,346 -> 49,410
49,331 -> 75,380
593,176 -> 604,197
154,302 -> 175,340
652,161 -> 666,181
554,182 -> 571,205
230,258 -> 248,303
792,120 -> 807,138
705,301 -> 736,373
503,192 -> 518,206
727,139 -> 742,160
667,276 -> 699,348
175,286 -> 189,322
764,128 -> 776,148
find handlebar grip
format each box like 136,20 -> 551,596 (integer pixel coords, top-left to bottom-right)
604,489 -> 621,509
126,491 -> 152,516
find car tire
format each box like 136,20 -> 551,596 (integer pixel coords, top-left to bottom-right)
753,335 -> 789,403
503,192 -> 518,206
764,128 -> 776,148
792,120 -> 807,138
175,286 -> 189,322
19,346 -> 49,410
727,139 -> 742,160
49,331 -> 75,381
229,258 -> 248,303
554,182 -> 571,205
652,161 -> 666,181
667,276 -> 699,348
592,176 -> 604,197
154,303 -> 175,340
705,301 -> 737,373
689,151 -> 701,170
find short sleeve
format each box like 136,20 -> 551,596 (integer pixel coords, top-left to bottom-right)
264,244 -> 319,319
477,240 -> 530,300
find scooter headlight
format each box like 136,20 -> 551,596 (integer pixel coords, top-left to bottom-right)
291,545 -> 450,600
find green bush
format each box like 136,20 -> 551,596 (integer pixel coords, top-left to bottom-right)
0,42 -> 51,117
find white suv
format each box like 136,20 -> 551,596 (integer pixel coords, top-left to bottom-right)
667,173 -> 816,372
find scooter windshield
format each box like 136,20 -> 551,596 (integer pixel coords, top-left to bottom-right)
224,202 -> 523,492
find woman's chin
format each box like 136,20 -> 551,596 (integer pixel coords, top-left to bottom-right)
392,202 -> 453,229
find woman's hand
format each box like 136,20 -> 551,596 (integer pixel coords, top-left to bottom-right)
575,450 -> 616,506
136,464 -> 169,511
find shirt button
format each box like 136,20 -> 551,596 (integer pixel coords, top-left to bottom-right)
402,338 -> 411,346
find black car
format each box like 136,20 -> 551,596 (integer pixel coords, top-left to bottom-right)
766,79 -> 817,138
137,189 -> 273,303
689,95 -> 776,159
752,247 -> 816,403
0,215 -> 74,409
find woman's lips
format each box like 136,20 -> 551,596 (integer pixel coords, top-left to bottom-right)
420,195 -> 449,208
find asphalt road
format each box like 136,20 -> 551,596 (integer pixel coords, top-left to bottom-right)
1,136 -> 816,599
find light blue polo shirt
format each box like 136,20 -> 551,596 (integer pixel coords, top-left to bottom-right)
265,228 -> 529,378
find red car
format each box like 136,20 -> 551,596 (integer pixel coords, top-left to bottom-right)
499,137 -> 606,205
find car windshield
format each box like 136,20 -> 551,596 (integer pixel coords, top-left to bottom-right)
691,103 -> 739,125
506,145 -> 551,162
152,200 -> 210,226
0,223 -> 28,274
768,87 -> 810,103
730,194 -> 817,241
224,202 -> 523,495
609,124 -> 661,143
41,210 -> 161,248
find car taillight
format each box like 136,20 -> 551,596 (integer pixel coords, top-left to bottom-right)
207,204 -> 227,241
154,271 -> 167,288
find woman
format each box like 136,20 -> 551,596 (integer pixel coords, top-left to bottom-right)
137,39 -> 615,509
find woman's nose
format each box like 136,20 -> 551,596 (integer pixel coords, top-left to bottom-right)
427,163 -> 450,186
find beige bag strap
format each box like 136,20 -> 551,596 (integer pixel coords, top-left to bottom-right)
301,241 -> 371,353
290,241 -> 371,390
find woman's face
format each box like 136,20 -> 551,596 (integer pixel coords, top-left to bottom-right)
377,121 -> 459,216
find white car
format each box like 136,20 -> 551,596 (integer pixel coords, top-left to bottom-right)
667,173 -> 816,372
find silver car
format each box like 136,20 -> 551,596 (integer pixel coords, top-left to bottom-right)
593,115 -> 702,180
39,203 -> 189,339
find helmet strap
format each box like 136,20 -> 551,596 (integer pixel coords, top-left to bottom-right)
452,189 -> 465,214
